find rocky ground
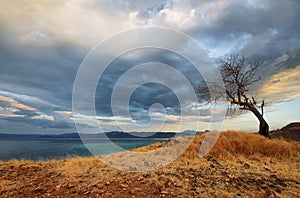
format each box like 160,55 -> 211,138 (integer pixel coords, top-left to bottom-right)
0,131 -> 299,197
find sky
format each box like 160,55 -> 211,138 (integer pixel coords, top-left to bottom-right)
0,0 -> 299,134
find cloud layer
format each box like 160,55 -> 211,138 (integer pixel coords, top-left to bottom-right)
0,0 -> 299,133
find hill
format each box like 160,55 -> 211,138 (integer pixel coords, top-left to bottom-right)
270,122 -> 300,141
0,131 -> 299,197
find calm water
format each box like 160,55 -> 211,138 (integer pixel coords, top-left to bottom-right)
0,138 -> 165,161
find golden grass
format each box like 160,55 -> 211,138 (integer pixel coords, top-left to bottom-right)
181,131 -> 300,160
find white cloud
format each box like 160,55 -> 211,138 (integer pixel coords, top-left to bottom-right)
32,113 -> 54,121
0,95 -> 36,111
147,0 -> 230,30
0,0 -> 143,48
0,107 -> 24,118
0,90 -> 56,108
258,65 -> 300,103
0,92 -> 56,122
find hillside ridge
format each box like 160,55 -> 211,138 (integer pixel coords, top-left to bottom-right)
270,122 -> 300,141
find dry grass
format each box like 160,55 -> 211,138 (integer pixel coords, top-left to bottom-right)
53,157 -> 96,177
181,131 -> 300,161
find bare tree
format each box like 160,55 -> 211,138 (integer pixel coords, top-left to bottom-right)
197,55 -> 270,138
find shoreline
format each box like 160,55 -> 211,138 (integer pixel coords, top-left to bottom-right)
0,137 -> 168,162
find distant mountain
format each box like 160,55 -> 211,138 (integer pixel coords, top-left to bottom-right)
0,133 -> 39,139
0,131 -> 202,139
181,130 -> 203,135
270,122 -> 300,141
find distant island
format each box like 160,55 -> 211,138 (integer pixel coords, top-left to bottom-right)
0,130 -> 203,139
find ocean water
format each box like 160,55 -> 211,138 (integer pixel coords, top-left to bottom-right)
0,138 -> 166,161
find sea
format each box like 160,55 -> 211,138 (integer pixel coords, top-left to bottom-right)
0,138 -> 166,161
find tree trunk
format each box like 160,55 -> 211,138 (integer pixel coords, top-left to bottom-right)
258,119 -> 270,138
249,105 -> 271,138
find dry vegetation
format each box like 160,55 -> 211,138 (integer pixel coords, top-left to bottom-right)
0,131 -> 299,197
183,131 -> 300,160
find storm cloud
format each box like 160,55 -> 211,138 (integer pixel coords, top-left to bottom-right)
0,0 -> 299,133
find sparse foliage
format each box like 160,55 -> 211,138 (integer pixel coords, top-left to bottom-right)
197,55 -> 270,138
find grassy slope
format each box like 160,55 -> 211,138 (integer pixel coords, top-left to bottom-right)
0,131 -> 299,197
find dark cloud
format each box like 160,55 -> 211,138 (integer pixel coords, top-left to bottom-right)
0,28 -> 88,112
0,0 -> 299,133
1,116 -> 73,129
128,83 -> 181,121
94,48 -> 203,119
187,0 -> 300,72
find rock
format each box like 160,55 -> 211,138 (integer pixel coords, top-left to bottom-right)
87,185 -> 93,191
55,184 -> 62,191
67,183 -> 74,189
189,174 -> 195,178
161,190 -> 167,194
203,179 -> 210,184
137,176 -> 144,181
34,187 -> 45,192
120,184 -> 128,188
142,173 -> 150,178
264,165 -> 271,171
261,184 -> 267,189
84,191 -> 90,195
174,182 -> 182,187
